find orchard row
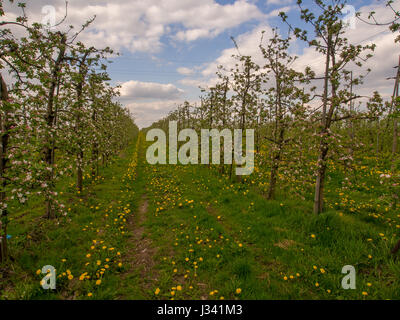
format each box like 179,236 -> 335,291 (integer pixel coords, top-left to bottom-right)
0,1 -> 138,262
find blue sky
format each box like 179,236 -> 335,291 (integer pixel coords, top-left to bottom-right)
107,1 -> 291,85
6,0 -> 400,127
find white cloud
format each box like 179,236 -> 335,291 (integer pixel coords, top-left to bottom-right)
10,0 -> 265,53
184,1 -> 399,104
171,0 -> 265,42
266,0 -> 293,5
127,98 -> 201,128
201,24 -> 274,78
7,0 -> 398,128
178,78 -> 211,89
177,67 -> 195,76
266,6 -> 294,18
125,100 -> 183,128
290,2 -> 399,100
119,80 -> 184,101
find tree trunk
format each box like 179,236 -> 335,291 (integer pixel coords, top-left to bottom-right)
77,151 -> 83,192
91,108 -> 98,177
0,73 -> 9,263
44,34 -> 67,219
349,71 -> 355,157
229,161 -> 234,180
267,158 -> 279,200
92,144 -> 98,177
391,68 -> 400,171
313,34 -> 331,215
267,123 -> 284,200
314,130 -> 329,214
267,140 -> 283,200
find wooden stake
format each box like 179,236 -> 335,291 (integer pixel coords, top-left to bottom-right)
391,56 -> 400,255
391,55 -> 400,172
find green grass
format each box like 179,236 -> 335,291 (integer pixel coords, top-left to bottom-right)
136,151 -> 400,300
0,140 -> 144,299
1,136 -> 400,300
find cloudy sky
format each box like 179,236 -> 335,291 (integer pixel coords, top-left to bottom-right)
4,0 -> 400,128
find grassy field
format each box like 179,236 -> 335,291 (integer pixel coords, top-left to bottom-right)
1,133 -> 399,300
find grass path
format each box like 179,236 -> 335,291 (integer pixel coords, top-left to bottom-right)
127,195 -> 155,286
135,159 -> 285,299
1,137 -> 148,299
114,134 -> 160,299
2,136 -> 400,300
126,139 -> 400,300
